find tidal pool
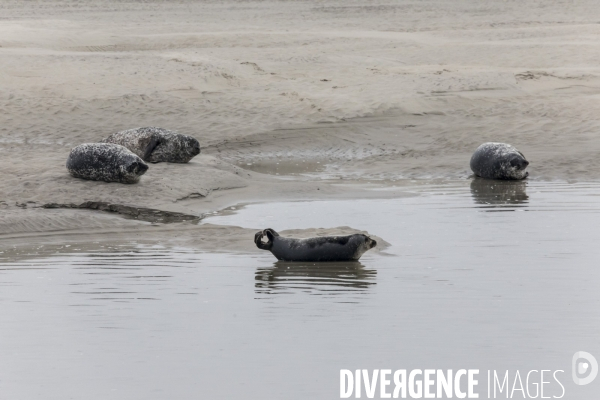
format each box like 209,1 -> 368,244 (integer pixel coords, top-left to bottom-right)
1,180 -> 600,399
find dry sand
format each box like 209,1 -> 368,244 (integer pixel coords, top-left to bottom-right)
1,0 -> 600,249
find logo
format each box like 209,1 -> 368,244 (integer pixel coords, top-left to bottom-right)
338,354 -> 596,399
572,351 -> 598,385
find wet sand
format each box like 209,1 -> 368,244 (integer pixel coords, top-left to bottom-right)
2,0 -> 600,244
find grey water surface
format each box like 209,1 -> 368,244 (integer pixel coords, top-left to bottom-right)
1,180 -> 600,399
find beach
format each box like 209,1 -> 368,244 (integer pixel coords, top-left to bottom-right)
2,0 -> 600,246
1,1 -> 600,399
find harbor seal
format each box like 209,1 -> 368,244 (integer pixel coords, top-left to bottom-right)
66,143 -> 149,184
102,127 -> 200,163
470,142 -> 529,180
254,228 -> 377,262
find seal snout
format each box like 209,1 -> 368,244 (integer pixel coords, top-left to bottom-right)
362,235 -> 377,249
368,238 -> 377,249
138,161 -> 149,173
191,140 -> 201,156
129,160 -> 149,175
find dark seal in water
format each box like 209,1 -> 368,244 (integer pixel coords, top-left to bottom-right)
470,142 -> 529,180
102,127 -> 200,163
66,143 -> 148,184
254,228 -> 377,262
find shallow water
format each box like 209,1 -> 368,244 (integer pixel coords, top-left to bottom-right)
236,158 -> 328,177
2,180 -> 600,399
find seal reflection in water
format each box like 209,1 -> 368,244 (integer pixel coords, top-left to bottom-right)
470,178 -> 528,208
254,228 -> 377,262
66,143 -> 148,184
470,142 -> 529,180
255,261 -> 377,295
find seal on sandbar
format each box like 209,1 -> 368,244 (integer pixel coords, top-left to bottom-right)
470,142 -> 529,180
66,143 -> 149,184
102,127 -> 200,163
254,228 -> 377,262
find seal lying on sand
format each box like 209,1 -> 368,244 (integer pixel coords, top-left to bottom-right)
102,127 -> 200,163
66,143 -> 148,184
254,228 -> 377,262
470,142 -> 529,180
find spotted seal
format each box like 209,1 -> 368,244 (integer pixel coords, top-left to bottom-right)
254,228 -> 377,262
66,143 -> 148,184
470,142 -> 529,180
102,127 -> 200,163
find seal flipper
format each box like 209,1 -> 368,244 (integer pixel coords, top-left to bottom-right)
264,228 -> 279,241
142,136 -> 161,162
255,229 -> 279,251
255,231 -> 271,250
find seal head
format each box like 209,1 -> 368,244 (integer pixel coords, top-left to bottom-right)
254,228 -> 377,262
470,142 -> 529,180
66,143 -> 149,184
